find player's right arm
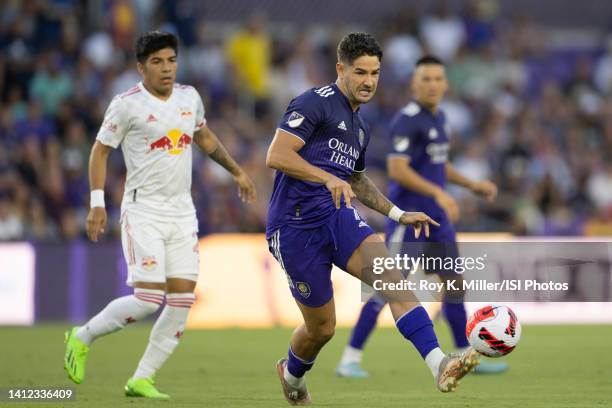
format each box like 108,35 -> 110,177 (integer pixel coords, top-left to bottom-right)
387,114 -> 459,222
86,96 -> 128,242
388,156 -> 459,222
266,91 -> 356,209
86,141 -> 112,242
266,129 -> 356,209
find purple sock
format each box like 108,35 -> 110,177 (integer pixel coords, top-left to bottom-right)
442,301 -> 470,348
348,297 -> 384,350
395,306 -> 440,358
287,347 -> 315,378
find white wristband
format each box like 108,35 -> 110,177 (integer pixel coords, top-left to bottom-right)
388,206 -> 404,222
90,190 -> 105,208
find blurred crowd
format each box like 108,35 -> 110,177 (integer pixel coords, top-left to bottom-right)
1,0 -> 612,242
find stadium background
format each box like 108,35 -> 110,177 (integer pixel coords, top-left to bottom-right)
0,1 -> 611,407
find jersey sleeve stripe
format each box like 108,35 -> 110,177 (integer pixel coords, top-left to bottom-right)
120,88 -> 141,99
277,128 -> 307,144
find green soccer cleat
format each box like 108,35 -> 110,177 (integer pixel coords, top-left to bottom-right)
64,327 -> 89,384
125,376 -> 170,400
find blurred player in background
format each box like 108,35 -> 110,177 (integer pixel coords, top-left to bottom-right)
336,55 -> 507,378
63,31 -> 256,399
266,34 -> 480,405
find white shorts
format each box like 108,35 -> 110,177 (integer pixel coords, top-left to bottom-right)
120,209 -> 200,286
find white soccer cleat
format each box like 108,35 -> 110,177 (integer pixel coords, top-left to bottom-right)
435,347 -> 480,392
276,358 -> 312,405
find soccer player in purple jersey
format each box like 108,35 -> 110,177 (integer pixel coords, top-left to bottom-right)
266,34 -> 480,405
336,55 -> 507,379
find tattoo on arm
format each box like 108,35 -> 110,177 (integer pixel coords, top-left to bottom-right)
209,144 -> 241,176
349,172 -> 393,216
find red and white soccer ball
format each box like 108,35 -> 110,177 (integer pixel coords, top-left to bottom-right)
466,305 -> 521,358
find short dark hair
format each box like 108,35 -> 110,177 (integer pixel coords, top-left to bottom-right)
135,31 -> 179,63
416,55 -> 444,68
337,32 -> 383,65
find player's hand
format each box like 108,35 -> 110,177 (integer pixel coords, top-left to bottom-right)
399,212 -> 440,239
233,171 -> 257,203
434,189 -> 460,223
86,207 -> 107,243
471,180 -> 498,202
325,175 -> 356,209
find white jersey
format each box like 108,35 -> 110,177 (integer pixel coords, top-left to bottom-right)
97,81 -> 206,222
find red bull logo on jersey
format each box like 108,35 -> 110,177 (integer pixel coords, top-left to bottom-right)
148,128 -> 192,155
141,256 -> 158,270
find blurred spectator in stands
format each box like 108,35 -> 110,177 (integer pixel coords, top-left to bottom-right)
594,34 -> 612,95
587,157 -> 612,212
24,197 -> 59,241
463,0 -> 499,50
226,12 -> 271,118
83,31 -> 115,71
383,7 -> 423,81
109,0 -> 137,52
59,207 -> 82,240
0,0 -> 611,240
186,24 -> 229,103
29,52 -> 73,116
420,1 -> 466,61
0,194 -> 23,240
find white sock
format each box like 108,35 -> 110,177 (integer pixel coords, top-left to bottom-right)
283,365 -> 305,389
340,345 -> 363,365
76,289 -> 164,345
133,293 -> 196,380
425,347 -> 446,377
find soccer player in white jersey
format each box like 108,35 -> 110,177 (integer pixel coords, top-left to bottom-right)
63,31 -> 256,399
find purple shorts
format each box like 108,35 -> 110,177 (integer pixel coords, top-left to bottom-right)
267,206 -> 375,307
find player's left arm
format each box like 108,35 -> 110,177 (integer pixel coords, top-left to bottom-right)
445,163 -> 497,202
348,171 -> 439,237
193,124 -> 256,203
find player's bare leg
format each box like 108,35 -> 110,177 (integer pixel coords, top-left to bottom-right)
277,299 -> 335,405
336,292 -> 385,378
291,299 -> 336,360
345,234 -> 479,392
125,278 -> 197,400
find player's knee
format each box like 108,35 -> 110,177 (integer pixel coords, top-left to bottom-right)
140,299 -> 162,314
308,320 -> 336,344
318,325 -> 335,343
133,288 -> 165,314
165,292 -> 196,309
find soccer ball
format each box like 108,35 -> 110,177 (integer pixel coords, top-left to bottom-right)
466,305 -> 521,357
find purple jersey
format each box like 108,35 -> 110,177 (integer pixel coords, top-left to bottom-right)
266,83 -> 370,236
386,101 -> 450,218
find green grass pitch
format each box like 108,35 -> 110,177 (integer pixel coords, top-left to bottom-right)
2,323 -> 611,407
